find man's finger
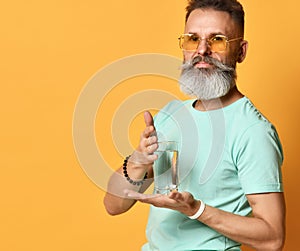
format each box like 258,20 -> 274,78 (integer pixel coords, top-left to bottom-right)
169,190 -> 183,201
144,111 -> 154,127
124,189 -> 161,201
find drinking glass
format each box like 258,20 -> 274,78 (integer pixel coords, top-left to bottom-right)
153,141 -> 178,194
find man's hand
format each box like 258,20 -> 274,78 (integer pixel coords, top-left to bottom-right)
124,189 -> 201,217
130,111 -> 158,166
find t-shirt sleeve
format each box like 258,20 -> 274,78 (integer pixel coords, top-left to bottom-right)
235,122 -> 284,194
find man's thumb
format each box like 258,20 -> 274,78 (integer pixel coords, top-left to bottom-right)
144,111 -> 154,127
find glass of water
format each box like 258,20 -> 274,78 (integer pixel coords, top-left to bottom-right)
153,141 -> 178,194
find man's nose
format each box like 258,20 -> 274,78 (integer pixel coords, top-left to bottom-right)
196,39 -> 211,56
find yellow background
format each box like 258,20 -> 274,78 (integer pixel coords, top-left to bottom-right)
1,0 -> 299,250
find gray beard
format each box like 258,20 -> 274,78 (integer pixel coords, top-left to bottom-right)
179,56 -> 237,100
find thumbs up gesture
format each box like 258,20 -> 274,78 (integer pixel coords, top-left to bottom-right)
130,111 -> 158,166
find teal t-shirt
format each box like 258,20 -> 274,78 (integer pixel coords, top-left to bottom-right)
142,97 -> 283,251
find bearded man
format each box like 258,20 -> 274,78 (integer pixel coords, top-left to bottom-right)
104,0 -> 285,250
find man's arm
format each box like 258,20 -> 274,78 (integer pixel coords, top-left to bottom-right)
103,111 -> 158,215
125,191 -> 285,251
103,165 -> 153,215
200,192 -> 285,250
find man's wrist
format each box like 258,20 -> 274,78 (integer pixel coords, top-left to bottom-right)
188,200 -> 206,220
122,155 -> 149,183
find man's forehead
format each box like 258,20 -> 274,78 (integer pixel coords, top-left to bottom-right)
185,8 -> 236,36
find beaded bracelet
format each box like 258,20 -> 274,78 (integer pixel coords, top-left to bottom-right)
123,155 -> 148,186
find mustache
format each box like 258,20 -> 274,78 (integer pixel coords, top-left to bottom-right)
181,56 -> 235,72
192,55 -> 213,65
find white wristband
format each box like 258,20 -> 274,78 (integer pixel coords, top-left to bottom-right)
188,200 -> 206,220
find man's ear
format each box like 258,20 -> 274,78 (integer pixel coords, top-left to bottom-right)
237,40 -> 248,63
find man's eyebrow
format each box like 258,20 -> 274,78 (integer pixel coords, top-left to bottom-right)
210,32 -> 226,36
186,31 -> 226,37
186,32 -> 198,35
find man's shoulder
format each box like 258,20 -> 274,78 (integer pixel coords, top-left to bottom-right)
155,99 -> 193,118
162,99 -> 193,111
153,99 -> 196,130
227,97 -> 272,127
226,97 -> 280,146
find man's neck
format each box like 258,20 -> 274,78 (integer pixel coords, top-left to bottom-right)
194,86 -> 244,111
